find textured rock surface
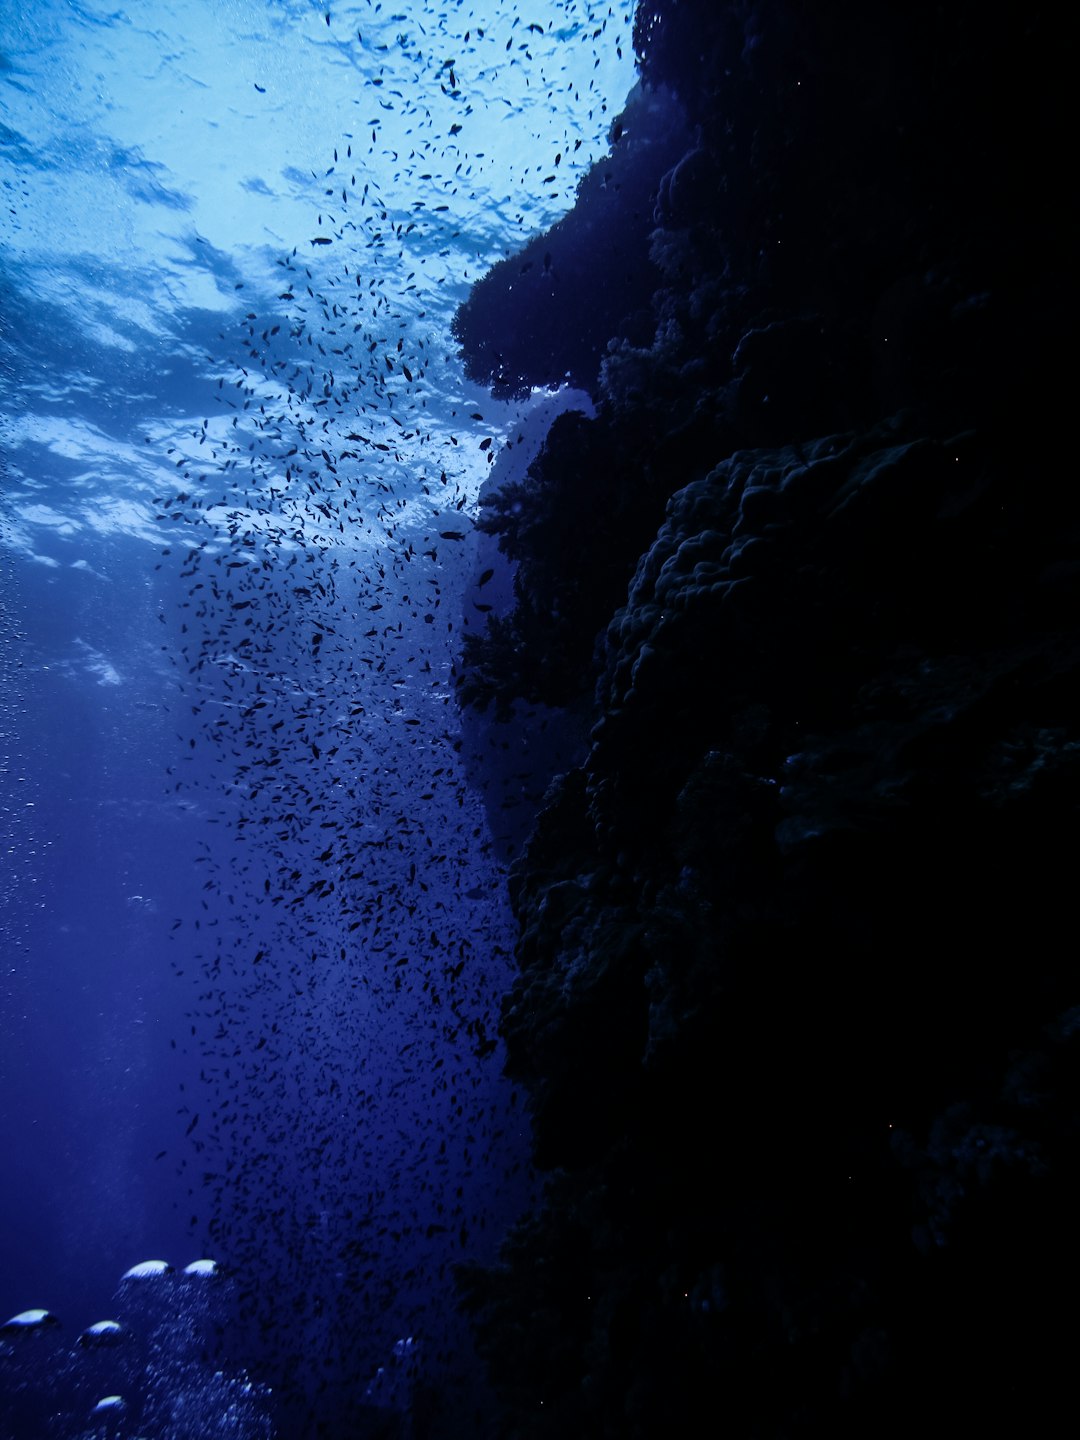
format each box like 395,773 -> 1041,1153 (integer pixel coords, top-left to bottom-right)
455,2 -> 1077,1434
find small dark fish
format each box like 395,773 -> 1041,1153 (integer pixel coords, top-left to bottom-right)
310,237 -> 333,245
478,568 -> 494,587
254,83 -> 266,93
439,530 -> 465,540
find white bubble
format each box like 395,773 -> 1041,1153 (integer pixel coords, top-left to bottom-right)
183,1258 -> 219,1277
120,1259 -> 173,1281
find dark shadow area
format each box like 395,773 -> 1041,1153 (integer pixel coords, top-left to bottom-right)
452,3 -> 1078,1435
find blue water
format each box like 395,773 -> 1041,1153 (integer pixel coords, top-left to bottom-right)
0,3 -> 635,1433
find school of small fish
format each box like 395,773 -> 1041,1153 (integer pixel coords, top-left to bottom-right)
138,2 -> 635,1426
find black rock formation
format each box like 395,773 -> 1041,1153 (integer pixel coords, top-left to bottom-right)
454,3 -> 1077,1435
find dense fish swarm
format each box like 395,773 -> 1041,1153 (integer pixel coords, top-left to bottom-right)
136,4 -> 636,1434
2,1 -> 638,1435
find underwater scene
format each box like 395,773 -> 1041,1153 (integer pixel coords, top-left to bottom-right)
2,3 -> 1075,1438
1,2 -> 632,1434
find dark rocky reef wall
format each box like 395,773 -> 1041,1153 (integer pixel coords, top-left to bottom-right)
452,84 -> 692,399
454,3 -> 1076,1435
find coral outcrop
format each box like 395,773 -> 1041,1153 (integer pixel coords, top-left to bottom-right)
454,3 -> 1077,1434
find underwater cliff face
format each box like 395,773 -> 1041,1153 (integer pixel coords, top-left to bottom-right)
1,0 -> 1075,1434
454,2 -> 1079,1435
